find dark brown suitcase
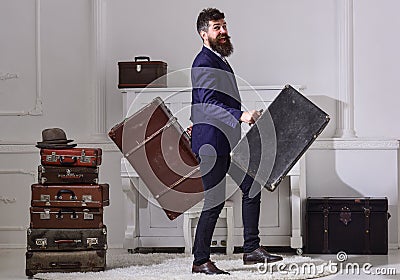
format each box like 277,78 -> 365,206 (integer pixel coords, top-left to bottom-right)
118,56 -> 167,88
30,207 -> 104,229
38,165 -> 99,185
109,97 -> 204,220
229,85 -> 330,191
31,183 -> 109,208
305,197 -> 390,254
25,250 -> 106,276
40,148 -> 102,167
27,226 -> 107,251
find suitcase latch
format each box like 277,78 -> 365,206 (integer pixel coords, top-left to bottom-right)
46,152 -> 58,163
81,195 -> 92,207
35,238 -> 48,248
363,207 -> 371,217
80,150 -> 91,163
83,209 -> 94,220
339,206 -> 352,225
82,195 -> 92,202
136,64 -> 141,72
40,195 -> 51,206
40,209 -> 51,220
86,238 -> 98,248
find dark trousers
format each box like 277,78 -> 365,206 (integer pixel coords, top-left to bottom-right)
193,155 -> 261,265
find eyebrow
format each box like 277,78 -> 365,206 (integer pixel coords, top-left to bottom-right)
210,21 -> 226,27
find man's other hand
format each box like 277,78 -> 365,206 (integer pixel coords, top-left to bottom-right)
186,125 -> 193,137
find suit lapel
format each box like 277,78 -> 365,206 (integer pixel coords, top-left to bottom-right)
202,47 -> 233,73
200,47 -> 240,102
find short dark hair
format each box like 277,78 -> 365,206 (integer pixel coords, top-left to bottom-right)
196,8 -> 225,34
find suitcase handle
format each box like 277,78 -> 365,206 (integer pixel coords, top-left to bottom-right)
55,239 -> 82,244
57,189 -> 77,200
50,261 -> 82,268
134,56 -> 150,62
59,156 -> 77,165
57,208 -> 78,219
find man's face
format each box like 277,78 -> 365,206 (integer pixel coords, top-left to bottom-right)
201,19 -> 233,57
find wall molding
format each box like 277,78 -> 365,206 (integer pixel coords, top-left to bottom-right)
0,73 -> 19,81
0,142 -> 119,154
0,226 -> 26,231
0,169 -> 36,179
334,0 -> 356,138
0,196 -> 17,204
311,138 -> 399,150
0,0 -> 43,116
90,0 -> 107,140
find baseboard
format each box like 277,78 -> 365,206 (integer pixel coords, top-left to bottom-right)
0,244 -> 26,249
0,243 -> 124,249
389,243 -> 399,250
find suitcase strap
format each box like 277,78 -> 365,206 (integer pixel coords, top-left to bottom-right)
154,166 -> 201,200
323,207 -> 329,253
364,198 -> 371,254
124,117 -> 178,157
50,261 -> 82,268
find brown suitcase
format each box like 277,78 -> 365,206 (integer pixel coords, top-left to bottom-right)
31,183 -> 109,208
118,56 -> 167,88
27,226 -> 107,251
109,97 -> 204,220
38,165 -> 99,185
30,207 -> 104,229
40,148 -> 102,167
25,250 -> 106,276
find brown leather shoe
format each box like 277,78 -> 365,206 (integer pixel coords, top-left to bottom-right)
192,260 -> 230,275
243,247 -> 283,265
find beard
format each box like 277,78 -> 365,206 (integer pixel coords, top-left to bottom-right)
209,34 -> 234,57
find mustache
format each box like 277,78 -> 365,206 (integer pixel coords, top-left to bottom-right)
217,34 -> 231,40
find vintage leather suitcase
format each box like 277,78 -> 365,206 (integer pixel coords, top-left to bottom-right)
31,183 -> 109,208
305,197 -> 390,254
38,165 -> 99,185
25,250 -> 106,276
27,226 -> 107,251
229,85 -> 330,191
40,148 -> 102,167
109,97 -> 204,220
118,56 -> 167,88
30,207 -> 104,229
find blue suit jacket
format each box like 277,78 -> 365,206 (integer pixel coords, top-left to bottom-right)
191,46 -> 243,156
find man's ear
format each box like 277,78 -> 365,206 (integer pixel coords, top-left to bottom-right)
200,30 -> 208,42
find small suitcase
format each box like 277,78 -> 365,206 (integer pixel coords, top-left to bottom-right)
30,207 -> 104,229
27,226 -> 107,251
118,56 -> 167,88
38,165 -> 99,185
305,197 -> 390,254
109,97 -> 204,220
31,183 -> 109,208
40,148 -> 102,167
229,85 -> 330,191
25,250 -> 106,276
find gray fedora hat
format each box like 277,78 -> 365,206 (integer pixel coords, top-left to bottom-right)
36,128 -> 77,149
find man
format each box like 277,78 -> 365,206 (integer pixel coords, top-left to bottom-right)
190,8 -> 283,275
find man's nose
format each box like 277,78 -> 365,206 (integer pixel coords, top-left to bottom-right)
220,27 -> 227,34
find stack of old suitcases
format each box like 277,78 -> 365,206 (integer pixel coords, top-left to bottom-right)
26,128 -> 108,277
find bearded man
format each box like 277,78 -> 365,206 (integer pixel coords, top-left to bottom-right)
190,8 -> 283,275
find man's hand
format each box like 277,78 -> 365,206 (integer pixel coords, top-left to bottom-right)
186,125 -> 193,137
240,110 -> 262,124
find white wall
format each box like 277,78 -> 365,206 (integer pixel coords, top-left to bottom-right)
354,0 -> 400,138
0,0 -> 399,248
